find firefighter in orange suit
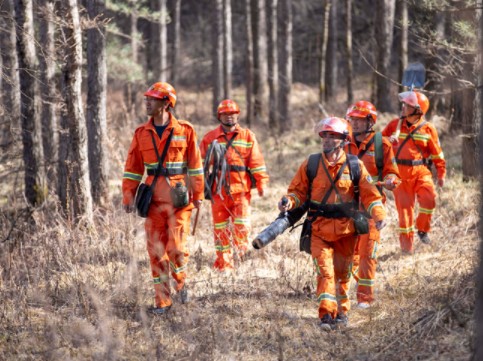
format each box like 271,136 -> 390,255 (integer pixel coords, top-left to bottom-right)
381,91 -> 446,254
278,117 -> 386,330
200,99 -> 269,271
122,82 -> 204,314
345,101 -> 400,309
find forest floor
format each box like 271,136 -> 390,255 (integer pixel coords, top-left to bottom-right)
0,85 -> 478,360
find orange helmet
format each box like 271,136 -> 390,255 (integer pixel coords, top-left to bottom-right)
346,101 -> 377,124
398,91 -> 429,115
144,82 -> 177,108
314,117 -> 350,140
217,99 -> 240,119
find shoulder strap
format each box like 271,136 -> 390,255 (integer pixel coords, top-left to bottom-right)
319,156 -> 348,204
306,153 -> 321,200
374,132 -> 383,180
395,121 -> 427,160
347,154 -> 361,205
357,136 -> 375,159
150,128 -> 174,188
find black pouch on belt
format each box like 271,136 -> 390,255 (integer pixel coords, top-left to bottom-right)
135,183 -> 153,218
352,211 -> 369,235
170,182 -> 189,208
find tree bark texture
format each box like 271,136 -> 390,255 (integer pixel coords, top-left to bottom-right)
375,0 -> 396,112
345,0 -> 353,104
279,0 -> 292,132
325,0 -> 337,101
37,0 -> 58,186
212,0 -> 224,116
251,0 -> 269,123
15,0 -> 45,206
86,0 -> 109,206
319,0 -> 331,105
0,0 -> 20,150
397,0 -> 408,93
59,0 -> 93,222
244,0 -> 254,127
223,0 -> 232,99
267,0 -> 279,130
475,0 -> 483,356
159,0 -> 168,80
171,0 -> 181,85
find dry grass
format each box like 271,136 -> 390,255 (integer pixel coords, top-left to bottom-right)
0,86 -> 478,360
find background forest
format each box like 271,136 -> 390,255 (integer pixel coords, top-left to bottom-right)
1,0 -> 483,360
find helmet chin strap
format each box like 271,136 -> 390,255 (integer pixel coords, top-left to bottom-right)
323,143 -> 343,154
219,119 -> 236,127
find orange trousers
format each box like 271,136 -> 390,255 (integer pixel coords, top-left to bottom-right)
211,193 -> 251,268
145,202 -> 192,308
393,172 -> 436,253
311,234 -> 357,319
352,219 -> 379,304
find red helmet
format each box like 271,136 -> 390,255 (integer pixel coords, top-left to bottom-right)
144,82 -> 177,108
217,99 -> 240,119
398,91 -> 429,115
314,117 -> 350,140
346,101 -> 377,124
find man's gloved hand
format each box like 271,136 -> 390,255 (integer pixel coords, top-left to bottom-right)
123,204 -> 134,213
375,220 -> 386,231
383,178 -> 398,191
193,200 -> 202,208
278,197 -> 291,212
437,178 -> 445,187
258,188 -> 265,197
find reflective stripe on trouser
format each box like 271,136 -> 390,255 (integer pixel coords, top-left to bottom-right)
145,202 -> 192,308
211,193 -> 251,264
311,234 -> 357,319
352,219 -> 379,304
393,173 -> 436,253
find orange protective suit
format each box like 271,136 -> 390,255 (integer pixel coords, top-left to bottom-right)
122,114 -> 204,308
200,124 -> 269,270
284,152 -> 385,319
346,133 -> 400,304
382,117 -> 446,253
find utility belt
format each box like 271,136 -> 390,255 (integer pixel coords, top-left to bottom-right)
308,201 -> 357,219
228,164 -> 248,172
147,167 -> 187,176
396,158 -> 431,166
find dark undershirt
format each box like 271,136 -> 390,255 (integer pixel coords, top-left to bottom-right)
154,124 -> 168,139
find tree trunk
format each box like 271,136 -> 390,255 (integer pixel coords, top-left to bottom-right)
251,0 -> 269,123
279,0 -> 292,132
375,0 -> 396,112
124,0 -> 138,116
171,0 -> 181,85
245,0 -> 254,127
212,0 -> 224,116
345,0 -> 353,104
159,0 -> 168,80
15,0 -> 45,206
0,0 -> 20,151
223,0 -> 232,99
475,0 -> 483,357
59,0 -> 93,222
398,0 -> 408,92
425,9 -> 446,119
325,0 -> 337,101
319,0 -> 331,105
148,0 -> 168,82
86,0 -> 109,206
267,0 -> 278,130
37,0 -> 57,188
